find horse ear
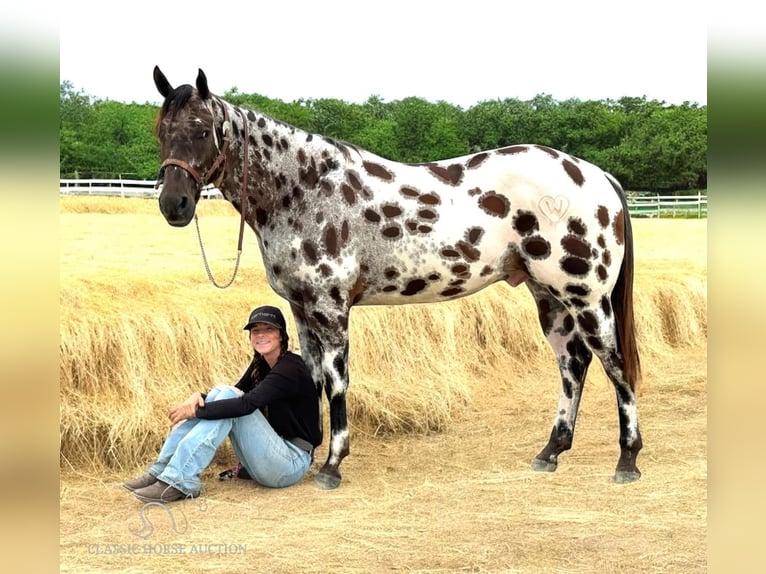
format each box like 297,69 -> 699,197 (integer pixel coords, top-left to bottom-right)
196,69 -> 210,100
154,66 -> 172,99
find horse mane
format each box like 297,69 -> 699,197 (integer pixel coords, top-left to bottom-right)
153,84 -> 195,136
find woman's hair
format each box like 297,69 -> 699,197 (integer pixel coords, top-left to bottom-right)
250,330 -> 289,383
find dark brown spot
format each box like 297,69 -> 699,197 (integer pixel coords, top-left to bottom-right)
330,286 -> 343,306
467,152 -> 489,169
382,204 -> 403,218
341,221 -> 350,243
382,285 -> 397,292
602,250 -> 611,266
466,227 -> 484,245
561,236 -> 592,259
513,210 -> 539,235
418,209 -> 437,220
562,158 -> 584,186
272,264 -> 281,276
401,279 -> 427,296
601,295 -> 612,317
363,209 -> 381,223
440,287 -> 465,297
317,264 -> 332,277
586,336 -> 604,350
597,205 -> 610,228
257,117 -> 266,128
428,273 -> 441,281
427,163 -> 464,185
478,191 -> 510,218
319,180 -> 334,196
468,187 -> 482,196
323,225 -> 339,258
457,241 -> 480,262
302,240 -> 318,264
381,225 -> 402,239
300,165 -> 319,188
341,183 -> 356,206
400,186 -> 419,198
567,217 -> 587,236
522,236 -> 551,259
597,265 -> 608,281
255,208 -> 268,226
535,145 -> 559,158
417,225 -> 432,233
561,257 -> 591,276
497,145 -> 528,155
451,264 -> 469,276
441,248 -> 460,259
312,311 -> 330,327
384,267 -> 400,279
418,193 -> 440,205
363,161 -> 394,181
597,235 -> 606,248
347,171 -> 363,190
565,284 -> 591,297
577,310 -> 599,334
480,265 -> 493,277
262,133 -> 273,147
537,298 -> 553,334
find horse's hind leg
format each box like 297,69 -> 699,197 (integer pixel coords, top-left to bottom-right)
525,280 -> 593,473
574,305 -> 642,483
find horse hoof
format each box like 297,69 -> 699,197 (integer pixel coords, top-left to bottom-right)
314,470 -> 342,490
613,470 -> 641,484
532,458 -> 557,472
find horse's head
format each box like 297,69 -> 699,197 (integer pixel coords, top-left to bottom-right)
153,66 -> 228,227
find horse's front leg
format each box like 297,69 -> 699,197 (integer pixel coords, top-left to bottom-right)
289,303 -> 326,445
291,302 -> 351,489
315,339 -> 350,489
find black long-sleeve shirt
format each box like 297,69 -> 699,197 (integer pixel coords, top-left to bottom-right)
195,352 -> 322,447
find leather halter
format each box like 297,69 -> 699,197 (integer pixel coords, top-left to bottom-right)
156,97 -> 251,253
156,96 -> 232,190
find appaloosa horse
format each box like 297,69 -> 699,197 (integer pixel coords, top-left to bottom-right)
152,66 -> 642,488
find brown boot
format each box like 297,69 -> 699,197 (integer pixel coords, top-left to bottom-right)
123,473 -> 158,492
132,480 -> 196,503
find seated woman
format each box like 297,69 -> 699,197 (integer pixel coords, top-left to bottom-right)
123,306 -> 321,502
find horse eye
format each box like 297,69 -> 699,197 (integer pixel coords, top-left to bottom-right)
199,129 -> 210,140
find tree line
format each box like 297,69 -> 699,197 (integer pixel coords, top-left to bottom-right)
60,81 -> 706,192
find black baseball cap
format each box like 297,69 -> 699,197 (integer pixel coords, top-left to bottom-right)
243,306 -> 287,332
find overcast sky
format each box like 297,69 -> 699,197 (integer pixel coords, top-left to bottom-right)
59,1 -> 708,108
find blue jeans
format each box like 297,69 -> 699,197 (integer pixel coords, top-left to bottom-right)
148,385 -> 311,496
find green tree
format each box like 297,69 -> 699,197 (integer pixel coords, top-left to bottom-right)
389,97 -> 466,162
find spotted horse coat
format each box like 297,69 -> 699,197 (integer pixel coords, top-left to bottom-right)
152,67 -> 643,488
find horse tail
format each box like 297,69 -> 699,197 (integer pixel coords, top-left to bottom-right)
608,174 -> 641,392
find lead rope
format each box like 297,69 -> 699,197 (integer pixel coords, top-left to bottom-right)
194,105 -> 250,289
194,214 -> 242,288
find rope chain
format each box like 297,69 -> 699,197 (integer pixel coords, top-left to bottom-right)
194,213 -> 241,289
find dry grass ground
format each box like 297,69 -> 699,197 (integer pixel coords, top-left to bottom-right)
59,197 -> 707,573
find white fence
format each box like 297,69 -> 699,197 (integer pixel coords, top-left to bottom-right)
59,179 -> 222,199
59,179 -> 706,217
627,192 -> 707,218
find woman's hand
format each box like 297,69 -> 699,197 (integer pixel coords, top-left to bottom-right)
168,392 -> 205,426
